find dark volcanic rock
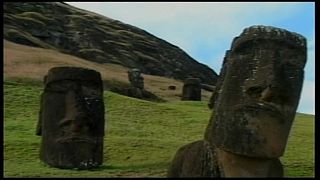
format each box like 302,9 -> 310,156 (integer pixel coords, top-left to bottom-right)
3,2 -> 218,85
167,140 -> 220,177
216,149 -> 284,177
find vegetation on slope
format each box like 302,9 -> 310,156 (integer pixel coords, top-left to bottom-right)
4,39 -> 212,102
4,81 -> 314,177
4,2 -> 218,84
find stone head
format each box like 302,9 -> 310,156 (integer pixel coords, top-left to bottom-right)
205,25 -> 307,158
181,78 -> 201,101
38,67 -> 105,169
128,68 -> 144,89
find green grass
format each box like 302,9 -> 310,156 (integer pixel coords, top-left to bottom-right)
3,80 -> 314,177
280,113 -> 315,177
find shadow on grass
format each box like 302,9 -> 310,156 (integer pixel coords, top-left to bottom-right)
86,161 -> 169,172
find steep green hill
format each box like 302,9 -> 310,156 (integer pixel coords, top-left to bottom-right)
3,81 -> 314,177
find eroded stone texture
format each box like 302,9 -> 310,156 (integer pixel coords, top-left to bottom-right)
36,67 -> 105,169
181,78 -> 201,101
216,149 -> 283,177
167,140 -> 220,177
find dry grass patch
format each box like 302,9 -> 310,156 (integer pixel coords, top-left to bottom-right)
4,39 -> 129,82
4,39 -> 213,102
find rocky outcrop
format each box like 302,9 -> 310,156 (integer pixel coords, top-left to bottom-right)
3,2 -> 218,85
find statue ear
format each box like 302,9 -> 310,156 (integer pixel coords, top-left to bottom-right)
36,118 -> 42,136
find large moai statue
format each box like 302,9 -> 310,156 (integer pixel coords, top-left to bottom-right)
36,67 -> 105,169
205,25 -> 307,177
181,78 -> 201,101
168,25 -> 307,177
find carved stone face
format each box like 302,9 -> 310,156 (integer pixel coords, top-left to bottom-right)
38,67 -> 105,169
206,26 -> 307,158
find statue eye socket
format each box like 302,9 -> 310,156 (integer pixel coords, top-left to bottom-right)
245,84 -> 268,99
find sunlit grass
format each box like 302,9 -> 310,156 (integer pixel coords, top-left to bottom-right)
4,81 -> 314,177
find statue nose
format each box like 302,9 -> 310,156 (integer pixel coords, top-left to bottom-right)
259,86 -> 274,102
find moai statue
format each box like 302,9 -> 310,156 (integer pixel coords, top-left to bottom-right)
181,78 -> 201,101
36,67 -> 105,169
168,25 -> 307,177
205,25 -> 307,177
127,68 -> 144,98
128,68 -> 144,89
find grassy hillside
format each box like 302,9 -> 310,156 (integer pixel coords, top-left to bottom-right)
4,2 -> 218,84
4,39 -> 212,102
4,80 -> 314,177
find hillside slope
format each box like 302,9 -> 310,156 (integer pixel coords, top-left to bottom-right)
4,39 -> 213,102
3,2 -> 218,85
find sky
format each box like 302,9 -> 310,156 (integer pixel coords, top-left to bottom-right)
66,2 -> 315,115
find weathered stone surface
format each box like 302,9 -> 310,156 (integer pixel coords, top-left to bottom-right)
167,140 -> 220,177
3,2 -> 218,85
181,78 -> 201,101
36,67 -> 105,169
205,25 -> 307,158
216,149 -> 283,177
